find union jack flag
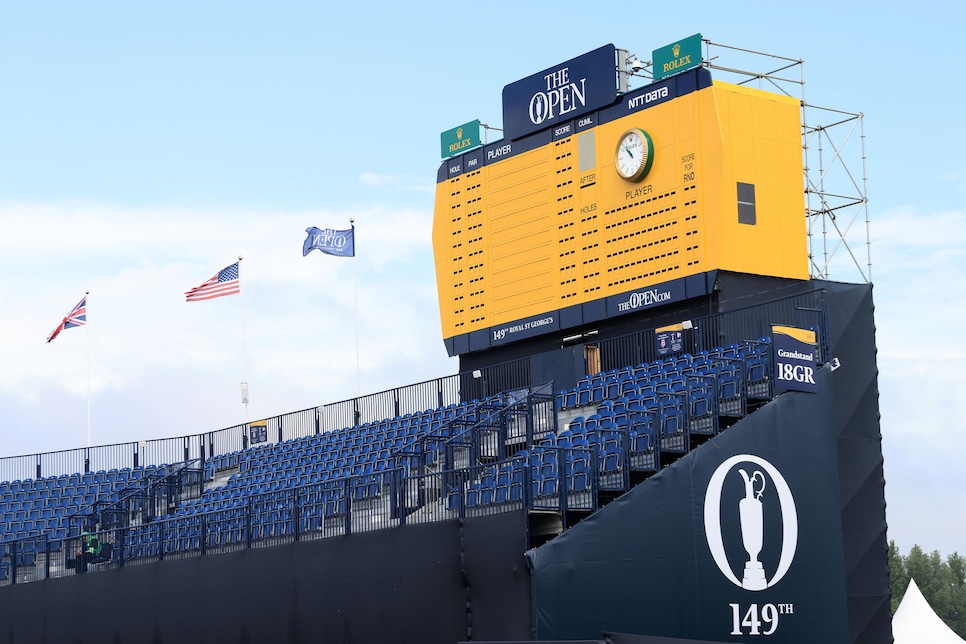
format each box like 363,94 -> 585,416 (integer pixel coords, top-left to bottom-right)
185,262 -> 241,302
47,295 -> 87,343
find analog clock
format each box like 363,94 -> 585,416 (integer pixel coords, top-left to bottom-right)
615,128 -> 655,182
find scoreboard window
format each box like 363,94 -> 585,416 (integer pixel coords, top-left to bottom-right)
578,131 -> 596,172
737,182 -> 757,225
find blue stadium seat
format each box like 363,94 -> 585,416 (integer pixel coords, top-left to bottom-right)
687,376 -> 717,435
478,481 -> 494,506
465,483 -> 480,508
657,391 -> 686,452
590,377 -> 606,403
745,337 -> 772,399
605,376 -> 623,400
494,482 -> 509,504
539,475 -> 557,498
716,360 -> 745,416
574,381 -> 592,406
570,469 -> 590,493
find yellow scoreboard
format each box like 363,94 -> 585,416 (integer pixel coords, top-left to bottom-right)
434,59 -> 806,357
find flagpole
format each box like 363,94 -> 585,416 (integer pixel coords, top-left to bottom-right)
86,289 -> 91,447
238,255 -> 249,426
351,218 -> 360,397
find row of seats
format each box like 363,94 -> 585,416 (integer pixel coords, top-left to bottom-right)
0,466 -> 165,545
179,399 -> 503,525
1,339 -> 782,569
135,396 -> 517,548
440,347 -> 760,514
558,339 -> 772,410
516,340 -> 777,500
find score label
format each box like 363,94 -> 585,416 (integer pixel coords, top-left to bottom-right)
682,151 -> 696,183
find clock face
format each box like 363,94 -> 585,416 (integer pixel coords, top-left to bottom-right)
615,128 -> 654,182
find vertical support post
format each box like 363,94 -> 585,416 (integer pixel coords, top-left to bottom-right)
293,488 -> 301,543
395,469 -> 406,527
343,479 -> 352,536
525,390 -> 535,447
246,498 -> 253,549
200,513 -> 207,557
11,541 -> 18,585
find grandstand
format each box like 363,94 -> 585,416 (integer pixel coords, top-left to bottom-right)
0,38 -> 888,644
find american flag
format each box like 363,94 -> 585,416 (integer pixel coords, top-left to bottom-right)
47,295 -> 87,343
185,262 -> 241,302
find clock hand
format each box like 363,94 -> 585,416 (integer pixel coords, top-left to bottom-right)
623,146 -> 634,159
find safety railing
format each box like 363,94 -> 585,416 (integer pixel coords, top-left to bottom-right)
0,358 -> 532,483
592,288 -> 830,376
0,451 -> 601,585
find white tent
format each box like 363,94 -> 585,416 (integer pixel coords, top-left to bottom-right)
892,578 -> 966,644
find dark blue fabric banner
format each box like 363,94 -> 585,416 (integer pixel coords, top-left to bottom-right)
528,368 -> 849,642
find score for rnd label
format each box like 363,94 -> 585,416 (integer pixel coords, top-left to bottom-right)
682,151 -> 695,182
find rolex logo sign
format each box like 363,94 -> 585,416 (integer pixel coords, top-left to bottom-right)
653,32 -> 703,81
440,119 -> 481,159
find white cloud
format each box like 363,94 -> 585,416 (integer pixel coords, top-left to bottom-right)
0,200 -> 455,455
868,205 -> 966,553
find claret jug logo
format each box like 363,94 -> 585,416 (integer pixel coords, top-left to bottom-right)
528,67 -> 587,127
704,454 -> 798,591
502,45 -> 617,141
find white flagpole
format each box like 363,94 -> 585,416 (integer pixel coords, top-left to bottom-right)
351,218 -> 360,397
238,255 -> 249,425
86,289 -> 91,447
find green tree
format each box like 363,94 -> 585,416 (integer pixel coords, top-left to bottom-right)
889,541 -> 966,639
889,540 -> 909,614
947,552 -> 966,636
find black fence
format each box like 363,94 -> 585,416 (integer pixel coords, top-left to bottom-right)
0,359 -> 533,484
591,288 -> 829,375
0,443 -> 611,586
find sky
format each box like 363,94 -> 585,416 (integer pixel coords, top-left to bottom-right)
2,2 -> 964,557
